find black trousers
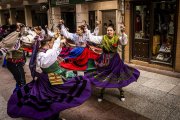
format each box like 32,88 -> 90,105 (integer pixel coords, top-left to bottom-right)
6,61 -> 26,87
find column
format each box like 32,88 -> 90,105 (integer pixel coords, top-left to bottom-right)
96,10 -> 102,35
24,5 -> 32,27
50,6 -> 61,28
0,11 -> 6,25
76,4 -> 88,28
9,8 -> 16,24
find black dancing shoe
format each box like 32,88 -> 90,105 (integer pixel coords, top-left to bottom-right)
119,91 -> 125,102
97,94 -> 104,102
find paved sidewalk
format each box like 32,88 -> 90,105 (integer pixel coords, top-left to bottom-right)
0,61 -> 148,120
0,58 -> 180,120
95,69 -> 180,120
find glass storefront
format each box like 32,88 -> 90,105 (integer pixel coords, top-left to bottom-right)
151,1 -> 176,65
132,0 -> 177,66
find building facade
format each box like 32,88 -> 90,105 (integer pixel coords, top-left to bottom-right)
124,0 -> 180,73
50,0 -> 121,33
1,0 -> 180,73
0,0 -> 48,27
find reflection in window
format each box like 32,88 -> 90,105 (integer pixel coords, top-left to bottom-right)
134,5 -> 150,39
152,2 -> 176,64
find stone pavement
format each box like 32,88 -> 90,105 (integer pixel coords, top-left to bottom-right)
0,58 -> 180,120
97,69 -> 180,120
0,61 -> 149,120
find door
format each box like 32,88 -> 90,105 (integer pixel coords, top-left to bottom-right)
102,10 -> 116,34
132,3 -> 150,61
61,12 -> 76,33
89,11 -> 95,32
32,10 -> 48,27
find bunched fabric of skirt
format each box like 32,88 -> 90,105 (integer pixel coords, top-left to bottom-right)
23,47 -> 32,52
59,46 -> 73,58
64,47 -> 84,59
60,47 -> 100,71
7,74 -> 91,120
85,53 -> 140,88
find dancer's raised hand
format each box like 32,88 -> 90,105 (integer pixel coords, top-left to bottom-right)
59,19 -> 64,25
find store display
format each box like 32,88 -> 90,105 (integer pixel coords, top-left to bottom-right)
168,14 -> 174,35
152,35 -> 160,55
156,41 -> 172,62
156,53 -> 164,60
133,1 -> 176,65
159,44 -> 171,53
135,10 -> 142,32
152,2 -> 175,64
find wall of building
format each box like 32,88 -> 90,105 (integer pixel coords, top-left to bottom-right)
124,1 -> 130,62
88,0 -> 118,11
23,0 -> 47,5
48,6 -> 61,28
76,4 -> 89,27
88,0 -> 118,35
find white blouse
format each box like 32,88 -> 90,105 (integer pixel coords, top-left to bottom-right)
87,31 -> 128,45
92,26 -> 99,36
46,29 -> 55,37
60,25 -> 88,47
36,36 -> 61,68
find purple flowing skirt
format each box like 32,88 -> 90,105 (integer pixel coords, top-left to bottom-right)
7,74 -> 91,120
85,53 -> 140,88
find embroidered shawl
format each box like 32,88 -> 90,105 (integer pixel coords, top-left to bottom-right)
102,35 -> 119,52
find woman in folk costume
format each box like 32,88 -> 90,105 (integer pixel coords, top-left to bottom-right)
85,25 -> 140,102
58,20 -> 101,71
0,23 -> 34,90
46,25 -> 74,59
45,26 -> 76,78
7,32 -> 91,120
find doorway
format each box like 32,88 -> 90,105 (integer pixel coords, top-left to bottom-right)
89,11 -> 95,32
61,12 -> 76,33
102,10 -> 116,34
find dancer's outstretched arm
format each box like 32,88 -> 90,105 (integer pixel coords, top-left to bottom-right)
119,32 -> 128,45
60,24 -> 75,41
37,36 -> 61,68
87,30 -> 103,44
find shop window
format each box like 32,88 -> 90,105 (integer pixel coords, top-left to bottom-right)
151,1 -> 176,65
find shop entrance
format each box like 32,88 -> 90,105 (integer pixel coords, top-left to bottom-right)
132,2 -> 150,61
131,0 -> 177,66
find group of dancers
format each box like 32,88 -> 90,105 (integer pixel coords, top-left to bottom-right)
0,20 -> 140,120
